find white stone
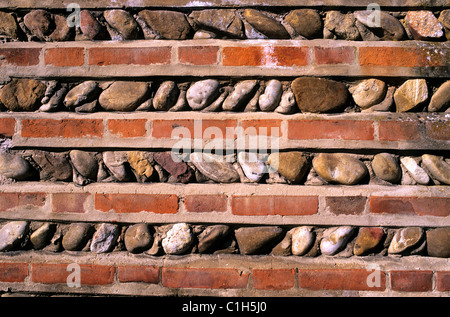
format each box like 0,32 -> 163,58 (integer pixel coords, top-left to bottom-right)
388,227 -> 423,254
237,151 -> 266,182
291,226 -> 315,256
90,223 -> 120,253
400,157 -> 430,185
186,79 -> 220,110
0,221 -> 29,251
275,89 -> 296,114
162,223 -> 193,255
320,226 -> 355,255
222,80 -> 258,111
259,80 -> 283,111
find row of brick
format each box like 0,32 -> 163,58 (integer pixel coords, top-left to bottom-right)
0,262 -> 448,293
0,191 -> 448,217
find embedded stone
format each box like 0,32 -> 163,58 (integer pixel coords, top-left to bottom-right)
354,10 -> 405,41
124,223 -> 153,254
291,226 -> 315,256
197,225 -> 231,254
23,9 -> 53,40
29,150 -> 72,181
242,9 -> 290,39
275,89 -> 297,114
0,11 -> 18,38
237,151 -> 266,183
222,80 -> 258,111
80,10 -> 102,40
324,11 -> 360,40
153,81 -> 179,111
429,80 -> 450,112
439,10 -> 450,40
62,223 -> 93,251
349,79 -> 387,109
99,81 -> 149,112
0,78 -> 46,112
127,151 -> 154,179
103,151 -> 132,182
371,153 -> 402,183
394,79 -> 428,112
259,80 -> 283,112
400,157 -> 430,185
0,152 -> 34,181
49,14 -> 72,41
103,9 -> 138,40
285,9 -> 323,39
69,150 -> 98,180
421,154 -> 450,185
90,223 -> 120,253
189,9 -> 244,38
162,223 -> 193,255
64,81 -> 99,110
154,151 -> 193,183
426,228 -> 450,258
312,153 -> 368,185
388,227 -> 423,254
353,227 -> 385,256
30,223 -> 56,250
186,79 -> 220,110
271,231 -> 292,256
190,152 -> 240,183
405,11 -> 444,40
320,226 -> 355,256
0,221 -> 29,252
138,10 -> 192,40
291,77 -> 348,113
267,151 -> 310,184
235,226 -> 284,255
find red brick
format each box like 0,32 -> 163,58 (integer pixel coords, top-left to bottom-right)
314,46 -> 355,65
44,47 -> 84,67
0,192 -> 46,212
117,265 -> 160,283
298,269 -> 386,291
240,119 -> 282,137
108,119 -> 147,138
369,196 -> 449,217
184,195 -> 227,213
0,48 -> 41,66
0,263 -> 29,282
95,193 -> 178,214
426,121 -> 449,140
51,193 -> 89,213
390,270 -> 433,292
223,46 -> 308,67
325,196 -> 367,215
162,267 -> 249,289
0,118 -> 15,137
436,271 -> 450,291
288,120 -> 374,140
378,121 -> 420,141
231,195 -> 318,216
152,119 -> 238,139
178,46 -> 219,65
252,269 -> 295,290
31,263 -> 115,285
88,47 -> 171,66
21,119 -> 103,138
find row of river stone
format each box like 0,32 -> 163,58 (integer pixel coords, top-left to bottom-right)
1,149 -> 449,186
1,9 -> 449,42
1,78 -> 449,113
0,221 -> 448,258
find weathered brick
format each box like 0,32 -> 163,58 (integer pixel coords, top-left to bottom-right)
44,47 -> 84,67
231,195 -> 318,216
314,46 -> 355,64
369,196 -> 449,217
222,46 -> 308,67
0,192 -> 46,212
31,263 -> 115,285
0,48 -> 41,66
95,193 -> 178,214
0,263 -> 29,282
88,47 -> 171,66
240,119 -> 282,137
51,193 -> 89,213
162,267 -> 249,289
378,121 -> 421,141
0,118 -> 15,137
288,120 -> 374,140
252,269 -> 295,290
184,195 -> 228,213
390,270 -> 433,292
436,271 -> 450,291
108,119 -> 147,138
325,196 -> 367,215
117,265 -> 160,284
178,46 -> 219,65
426,121 -> 450,140
152,119 -> 238,139
21,119 -> 103,138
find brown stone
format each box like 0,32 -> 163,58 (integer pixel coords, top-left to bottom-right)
371,153 -> 401,183
154,151 -> 193,184
124,223 -> 153,254
426,228 -> 450,258
394,79 -> 428,112
235,226 -> 284,255
23,9 -> 53,40
267,151 -> 310,184
0,78 -> 46,112
138,10 -> 192,40
99,81 -> 150,112
104,9 -> 138,40
285,9 -> 322,39
428,80 -> 450,112
353,227 -> 385,256
0,11 -> 18,38
242,9 -> 290,39
354,10 -> 405,41
49,14 -> 72,41
190,9 -> 244,38
197,225 -> 231,254
406,11 -> 444,40
325,11 -> 360,40
312,153 -> 368,185
80,10 -> 102,39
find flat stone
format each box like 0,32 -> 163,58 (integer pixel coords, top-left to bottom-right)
197,225 -> 231,254
90,223 -> 120,253
242,9 -> 290,39
138,10 -> 192,40
349,79 -> 387,109
0,152 -> 34,181
64,81 -> 99,110
0,221 -> 29,252
235,226 -> 284,255
186,79 -> 220,110
324,11 -> 360,40
103,9 -> 138,40
62,223 -> 93,251
29,150 -> 72,181
153,81 -> 179,111
237,151 -> 266,183
371,153 -> 402,183
189,9 -> 244,38
312,153 -> 368,185
354,10 -> 405,41
353,227 -> 385,256
99,81 -> 149,112
23,9 -> 53,40
124,223 -> 153,254
259,80 -> 283,112
0,11 -> 18,38
285,9 -> 323,39
406,11 -> 444,40
222,80 -> 258,111
439,10 -> 450,40
30,223 -> 56,250
267,151 -> 310,184
275,89 -> 297,114
80,10 -> 102,40
190,152 -> 240,183
162,223 -> 193,255
291,77 -> 348,113
291,226 -> 315,256
103,151 -> 132,182
388,227 -> 423,254
426,228 -> 450,258
421,154 -> 450,185
127,151 -> 154,180
400,156 -> 430,185
154,151 -> 193,183
0,78 -> 46,112
320,226 -> 355,256
394,79 -> 428,112
271,231 -> 292,256
49,14 -> 72,41
429,80 -> 450,112
69,150 -> 98,180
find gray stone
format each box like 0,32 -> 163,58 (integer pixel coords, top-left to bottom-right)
267,151 -> 310,184
62,223 -> 93,251
237,151 -> 266,183
394,79 -> 428,112
30,223 -> 56,250
186,79 -> 220,110
124,223 -> 153,254
313,153 -> 368,185
354,10 -> 405,41
99,81 -> 149,112
400,156 -> 430,185
259,80 -> 283,112
421,154 -> 450,185
285,9 -> 323,39
0,221 -> 29,252
429,81 -> 450,112
235,226 -> 284,255
197,225 -> 231,254
90,223 -> 120,253
349,79 -> 387,109
104,9 -> 138,40
190,9 -> 244,38
153,81 -> 179,111
69,150 -> 98,180
0,78 -> 46,112
275,89 -> 297,114
103,151 -> 132,182
291,226 -> 315,256
39,84 -> 69,112
64,81 -> 99,110
371,153 -> 401,183
320,226 -> 355,256
0,11 -> 18,38
23,9 -> 53,40
222,80 -> 258,111
190,152 -> 240,183
426,228 -> 450,258
324,11 -> 360,40
406,11 -> 444,40
388,227 -> 423,254
162,223 -> 193,255
242,9 -> 290,39
138,10 -> 192,40
0,152 -> 34,181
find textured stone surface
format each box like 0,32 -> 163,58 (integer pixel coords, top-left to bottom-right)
421,154 -> 450,185
0,152 -> 34,181
23,9 -> 53,40
313,153 -> 368,185
64,81 -> 99,110
291,226 -> 315,256
138,10 -> 192,40
388,227 -> 423,254
325,11 -> 360,40
349,79 -> 387,109
400,157 -> 430,185
394,79 -> 428,112
162,223 -> 193,255
79,10 -> 102,40
222,80 -> 258,111
268,151 -> 309,184
90,223 -> 120,253
186,79 -> 220,111
353,227 -> 385,256
103,151 -> 132,182
153,81 -> 179,111
0,221 -> 29,252
0,79 -> 46,112
30,223 -> 56,250
285,9 -> 322,39
124,223 -> 153,253
154,151 -> 193,183
354,10 -> 405,40
99,81 -> 149,111
49,14 -> 72,41
406,11 -> 444,40
259,80 -> 283,112
426,228 -> 450,258
242,9 -> 289,39
428,80 -> 450,112
69,150 -> 98,180
320,226 -> 355,256
103,9 -> 138,40
0,11 -> 18,38
371,153 -> 401,183
237,151 -> 266,183
235,226 -> 284,255
62,223 -> 93,251
29,150 -> 72,181
190,152 -> 240,183
197,225 -> 231,254
190,9 -> 244,38
127,151 -> 154,180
